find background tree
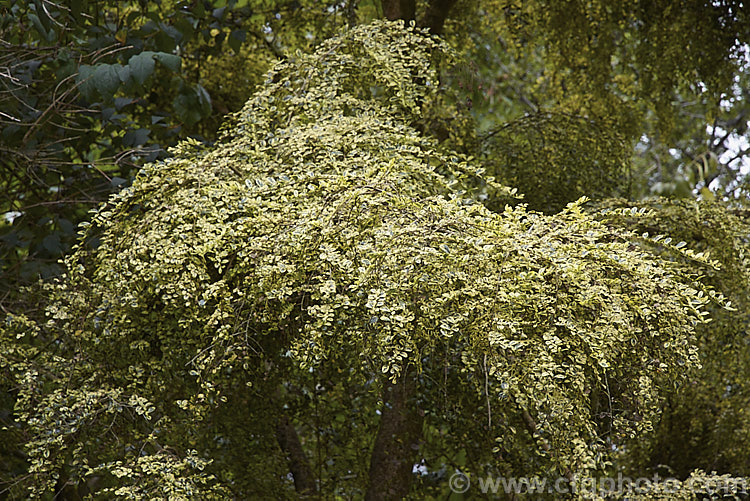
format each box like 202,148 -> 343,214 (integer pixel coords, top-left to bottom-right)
0,0 -> 353,302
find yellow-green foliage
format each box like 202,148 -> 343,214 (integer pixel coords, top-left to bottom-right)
0,21 -> 739,499
596,199 -> 750,480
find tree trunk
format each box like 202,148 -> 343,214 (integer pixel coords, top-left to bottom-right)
365,373 -> 423,501
381,0 -> 457,36
382,0 -> 416,23
276,413 -> 316,495
420,0 -> 458,35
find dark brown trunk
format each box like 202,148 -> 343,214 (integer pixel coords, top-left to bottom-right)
364,373 -> 423,501
420,0 -> 458,35
382,0 -> 416,23
276,413 -> 316,495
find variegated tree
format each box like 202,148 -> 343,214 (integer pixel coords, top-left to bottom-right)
1,21 -> 746,500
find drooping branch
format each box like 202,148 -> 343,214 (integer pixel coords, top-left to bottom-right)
365,372 -> 424,500
520,407 -> 573,481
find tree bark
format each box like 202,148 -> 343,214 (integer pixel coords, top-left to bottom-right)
420,0 -> 458,35
381,0 -> 456,36
276,413 -> 316,495
382,0 -> 416,23
364,373 -> 423,501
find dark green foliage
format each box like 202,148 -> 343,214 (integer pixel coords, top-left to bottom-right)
501,0 -> 748,129
0,0 -> 347,301
483,112 -> 630,213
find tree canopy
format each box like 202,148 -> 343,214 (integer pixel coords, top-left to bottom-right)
2,1 -> 750,500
